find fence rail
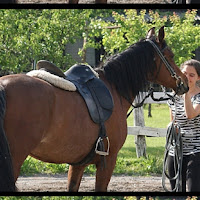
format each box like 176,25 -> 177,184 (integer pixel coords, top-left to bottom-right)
128,126 -> 167,137
127,92 -> 169,158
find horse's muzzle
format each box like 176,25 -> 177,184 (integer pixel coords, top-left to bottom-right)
176,80 -> 189,95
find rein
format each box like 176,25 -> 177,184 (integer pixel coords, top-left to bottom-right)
145,39 -> 181,83
127,87 -> 183,192
162,97 -> 183,192
126,38 -> 183,192
127,86 -> 176,118
127,39 -> 182,118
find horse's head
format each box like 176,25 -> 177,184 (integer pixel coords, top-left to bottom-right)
146,26 -> 189,95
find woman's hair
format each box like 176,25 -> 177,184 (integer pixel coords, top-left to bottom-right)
180,59 -> 200,76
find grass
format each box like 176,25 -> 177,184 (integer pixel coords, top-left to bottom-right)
20,104 -> 170,176
127,103 -> 170,128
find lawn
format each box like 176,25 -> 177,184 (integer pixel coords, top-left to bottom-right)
20,104 -> 170,176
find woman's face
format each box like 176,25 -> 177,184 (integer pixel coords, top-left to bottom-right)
181,64 -> 200,89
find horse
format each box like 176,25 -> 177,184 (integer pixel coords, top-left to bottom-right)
68,0 -> 107,3
0,26 -> 188,192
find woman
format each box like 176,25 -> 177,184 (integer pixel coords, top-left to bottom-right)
167,59 -> 200,192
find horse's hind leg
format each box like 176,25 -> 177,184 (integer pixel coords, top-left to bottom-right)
67,165 -> 85,192
95,155 -> 117,192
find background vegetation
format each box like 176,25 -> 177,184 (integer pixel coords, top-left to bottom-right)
0,9 -> 199,75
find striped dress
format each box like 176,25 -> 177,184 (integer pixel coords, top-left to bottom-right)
167,93 -> 200,156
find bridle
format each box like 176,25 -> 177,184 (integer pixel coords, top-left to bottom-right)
146,39 -> 183,89
127,38 -> 185,117
147,39 -> 183,192
127,38 -> 184,192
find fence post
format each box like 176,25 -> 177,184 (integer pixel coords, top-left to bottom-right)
134,106 -> 147,158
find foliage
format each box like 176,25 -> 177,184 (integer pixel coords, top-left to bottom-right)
0,9 -> 199,75
0,9 -> 92,74
86,9 -> 200,66
166,10 -> 200,65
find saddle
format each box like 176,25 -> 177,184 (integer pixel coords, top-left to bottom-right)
36,60 -> 113,124
36,60 -> 114,166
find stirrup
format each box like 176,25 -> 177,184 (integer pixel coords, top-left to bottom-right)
95,137 -> 110,156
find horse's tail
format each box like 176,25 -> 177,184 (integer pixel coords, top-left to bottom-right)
0,84 -> 15,191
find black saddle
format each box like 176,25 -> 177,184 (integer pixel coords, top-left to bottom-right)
36,60 -> 114,166
65,64 -> 113,124
36,60 -> 113,124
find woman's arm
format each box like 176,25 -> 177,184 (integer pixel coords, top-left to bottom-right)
184,93 -> 200,119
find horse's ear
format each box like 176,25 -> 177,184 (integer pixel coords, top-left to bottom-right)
157,26 -> 165,43
146,27 -> 156,39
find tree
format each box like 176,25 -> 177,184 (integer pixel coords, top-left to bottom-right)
0,9 -> 93,74
0,9 -> 199,74
85,9 -> 200,67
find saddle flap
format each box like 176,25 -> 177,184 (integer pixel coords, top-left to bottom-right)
87,78 -> 113,111
65,64 -> 113,124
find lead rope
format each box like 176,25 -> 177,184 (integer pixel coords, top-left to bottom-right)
126,86 -> 183,192
162,96 -> 183,192
127,86 -> 177,119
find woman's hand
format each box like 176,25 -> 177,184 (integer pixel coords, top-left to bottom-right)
183,93 -> 200,119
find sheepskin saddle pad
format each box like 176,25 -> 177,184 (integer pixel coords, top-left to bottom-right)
27,60 -> 113,124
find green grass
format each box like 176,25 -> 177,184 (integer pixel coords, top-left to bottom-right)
127,104 -> 170,128
20,104 -> 170,176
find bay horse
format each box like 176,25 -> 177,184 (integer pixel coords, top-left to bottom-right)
0,27 -> 188,192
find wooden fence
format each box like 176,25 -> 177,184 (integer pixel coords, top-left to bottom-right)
127,92 -> 169,158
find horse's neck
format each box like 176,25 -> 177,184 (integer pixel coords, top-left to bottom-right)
98,70 -> 132,115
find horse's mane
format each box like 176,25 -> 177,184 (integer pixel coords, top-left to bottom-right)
98,39 -> 157,103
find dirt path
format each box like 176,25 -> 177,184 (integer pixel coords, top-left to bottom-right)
16,174 -> 169,192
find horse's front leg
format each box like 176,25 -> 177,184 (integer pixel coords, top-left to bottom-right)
67,165 -> 85,192
95,154 -> 117,192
